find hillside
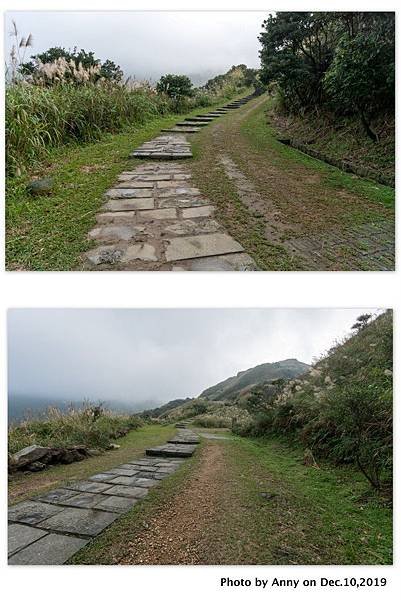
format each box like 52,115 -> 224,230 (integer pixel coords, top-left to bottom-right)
200,358 -> 310,402
144,358 -> 310,426
236,311 -> 393,492
140,398 -> 190,419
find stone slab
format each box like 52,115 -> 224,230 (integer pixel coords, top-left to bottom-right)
64,481 -> 113,494
158,196 -> 209,209
129,477 -> 159,488
182,206 -> 215,219
36,488 -> 79,505
108,468 -> 140,476
102,485 -> 149,499
162,219 -> 221,237
158,187 -> 201,198
84,245 -> 124,266
88,225 -> 142,242
128,458 -> 161,466
8,501 -> 65,525
146,444 -> 197,458
134,174 -> 172,181
8,533 -> 88,565
176,121 -> 208,127
172,252 -> 257,271
115,181 -> 154,188
108,475 -> 137,486
168,438 -> 200,445
106,188 -> 153,199
95,495 -> 139,513
89,472 -> 119,482
165,233 -> 244,262
185,117 -> 213,122
137,208 -> 177,221
161,127 -> 200,133
131,465 -> 158,472
62,493 -> 104,509
40,507 -> 119,537
120,243 -> 158,263
8,523 -> 48,557
104,198 -> 155,211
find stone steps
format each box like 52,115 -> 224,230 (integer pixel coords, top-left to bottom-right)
130,134 -> 192,160
82,94 -> 258,270
83,161 -> 257,271
161,127 -> 201,134
146,443 -> 197,458
184,116 -> 214,122
175,120 -> 209,127
8,451 -> 189,564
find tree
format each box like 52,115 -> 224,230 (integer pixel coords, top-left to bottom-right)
258,12 -> 395,138
351,313 -> 372,332
20,46 -> 123,83
156,74 -> 193,99
323,13 -> 395,141
259,12 -> 335,111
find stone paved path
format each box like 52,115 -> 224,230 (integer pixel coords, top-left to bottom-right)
82,94 -> 257,271
8,428 -> 199,564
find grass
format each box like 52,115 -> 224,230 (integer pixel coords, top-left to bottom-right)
191,98 -> 299,271
191,95 -> 394,270
8,404 -> 142,454
215,434 -> 392,564
267,106 -> 395,187
242,101 -> 395,209
8,423 -> 176,505
66,431 -> 391,565
6,96 -> 247,271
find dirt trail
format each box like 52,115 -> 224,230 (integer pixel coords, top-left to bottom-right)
191,95 -> 395,271
119,443 -> 227,564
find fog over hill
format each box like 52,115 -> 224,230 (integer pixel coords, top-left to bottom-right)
5,11 -> 264,83
8,308 -> 371,422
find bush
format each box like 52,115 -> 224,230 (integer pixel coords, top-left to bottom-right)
192,415 -> 231,428
8,403 -> 143,454
6,82 -> 170,175
237,311 -> 393,491
156,74 -> 193,99
259,12 -> 395,139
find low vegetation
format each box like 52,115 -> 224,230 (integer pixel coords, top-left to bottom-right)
70,436 -> 392,565
9,424 -> 175,505
234,311 -> 393,493
259,12 -> 395,182
260,13 -> 394,140
6,25 -> 253,176
8,403 -> 143,454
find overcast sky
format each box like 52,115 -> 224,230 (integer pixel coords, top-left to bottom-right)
5,11 -> 268,84
8,308 -> 375,410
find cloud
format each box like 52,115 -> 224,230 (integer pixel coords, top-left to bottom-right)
8,308 -> 371,410
5,11 -> 268,84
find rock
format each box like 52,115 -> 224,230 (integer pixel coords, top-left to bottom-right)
87,448 -> 103,457
108,443 -> 120,450
13,445 -> 50,468
8,453 -> 18,473
25,461 -> 46,472
27,178 -> 53,196
260,492 -> 277,500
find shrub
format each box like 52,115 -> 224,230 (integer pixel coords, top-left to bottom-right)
156,74 -> 193,99
237,311 -> 393,491
192,415 -> 231,428
8,403 -> 143,454
259,12 -> 395,139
